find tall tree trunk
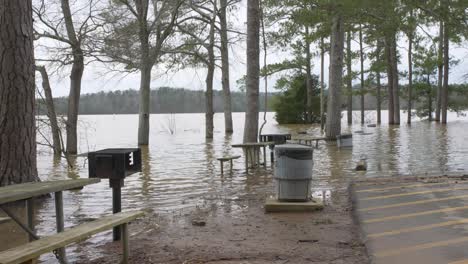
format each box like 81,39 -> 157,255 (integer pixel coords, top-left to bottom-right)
320,37 -> 325,131
346,31 -> 352,125
37,66 -> 62,155
138,60 -> 152,145
137,1 -> 152,145
385,36 -> 395,125
326,8 -> 344,139
243,0 -> 260,143
376,42 -> 382,124
376,70 -> 382,124
407,29 -> 413,124
61,0 -> 83,154
305,26 -> 313,123
0,0 -> 39,186
66,53 -> 84,154
219,0 -> 233,133
205,10 -> 216,139
435,22 -> 443,122
359,24 -> 365,124
441,21 -> 449,124
428,75 -> 433,121
391,36 -> 400,124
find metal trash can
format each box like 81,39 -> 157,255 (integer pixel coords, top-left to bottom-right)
274,144 -> 313,202
336,134 -> 353,148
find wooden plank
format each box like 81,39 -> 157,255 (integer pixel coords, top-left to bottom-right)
0,179 -> 100,205
217,155 -> 241,161
232,141 -> 274,148
291,135 -> 326,141
0,217 -> 10,224
0,211 -> 144,264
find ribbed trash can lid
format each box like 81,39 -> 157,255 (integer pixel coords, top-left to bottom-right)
275,144 -> 313,160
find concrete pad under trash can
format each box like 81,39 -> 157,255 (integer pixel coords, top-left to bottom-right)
264,197 -> 324,213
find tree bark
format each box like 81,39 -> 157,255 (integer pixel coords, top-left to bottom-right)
407,29 -> 413,124
305,26 -> 313,123
376,42 -> 382,124
219,0 -> 233,133
359,24 -> 365,124
37,66 -> 62,155
61,0 -> 84,154
376,70 -> 382,124
441,21 -> 449,124
428,75 -> 433,121
346,31 -> 352,125
320,37 -> 325,131
0,0 -> 39,186
325,8 -> 344,139
205,9 -> 216,139
435,22 -> 443,122
243,0 -> 260,143
384,35 -> 395,125
391,36 -> 400,124
137,1 -> 152,145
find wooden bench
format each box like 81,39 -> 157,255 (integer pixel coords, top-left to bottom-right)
217,156 -> 241,174
0,211 -> 144,264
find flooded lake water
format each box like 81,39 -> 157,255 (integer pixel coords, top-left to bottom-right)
2,111 -> 468,263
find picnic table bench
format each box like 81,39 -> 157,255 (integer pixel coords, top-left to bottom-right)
0,179 -> 143,264
217,156 -> 241,174
290,135 -> 327,148
232,142 -> 274,173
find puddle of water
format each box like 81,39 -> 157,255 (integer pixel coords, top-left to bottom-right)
1,111 -> 468,262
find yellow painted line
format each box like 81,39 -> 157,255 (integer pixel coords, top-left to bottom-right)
356,182 -> 453,193
449,259 -> 468,264
375,236 -> 468,257
368,219 -> 468,238
364,205 -> 468,223
359,194 -> 468,212
361,187 -> 468,201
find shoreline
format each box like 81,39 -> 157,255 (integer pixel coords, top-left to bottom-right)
79,180 -> 369,264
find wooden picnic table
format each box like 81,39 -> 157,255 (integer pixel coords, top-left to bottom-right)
232,141 -> 275,173
290,135 -> 327,148
259,133 -> 292,163
0,178 -> 100,262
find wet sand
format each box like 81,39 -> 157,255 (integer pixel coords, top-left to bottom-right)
80,182 -> 369,264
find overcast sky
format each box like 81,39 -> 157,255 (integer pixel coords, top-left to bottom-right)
41,1 -> 468,97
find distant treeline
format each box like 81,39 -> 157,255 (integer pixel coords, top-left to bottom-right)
37,87 -> 275,115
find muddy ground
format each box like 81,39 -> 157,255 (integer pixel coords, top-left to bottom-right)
79,182 -> 369,264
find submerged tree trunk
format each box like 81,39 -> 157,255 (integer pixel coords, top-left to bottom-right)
407,29 -> 413,124
391,36 -> 400,124
441,21 -> 449,124
137,1 -> 152,146
138,60 -> 152,145
346,31 -> 352,125
305,26 -> 313,123
62,0 -> 84,154
37,66 -> 62,155
205,10 -> 216,139
376,70 -> 382,124
0,0 -> 39,186
435,22 -> 443,122
376,42 -> 382,124
326,8 -> 344,139
320,37 -> 325,131
359,24 -> 365,124
243,0 -> 260,142
219,0 -> 233,133
66,53 -> 84,154
385,36 -> 395,125
428,75 -> 433,121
